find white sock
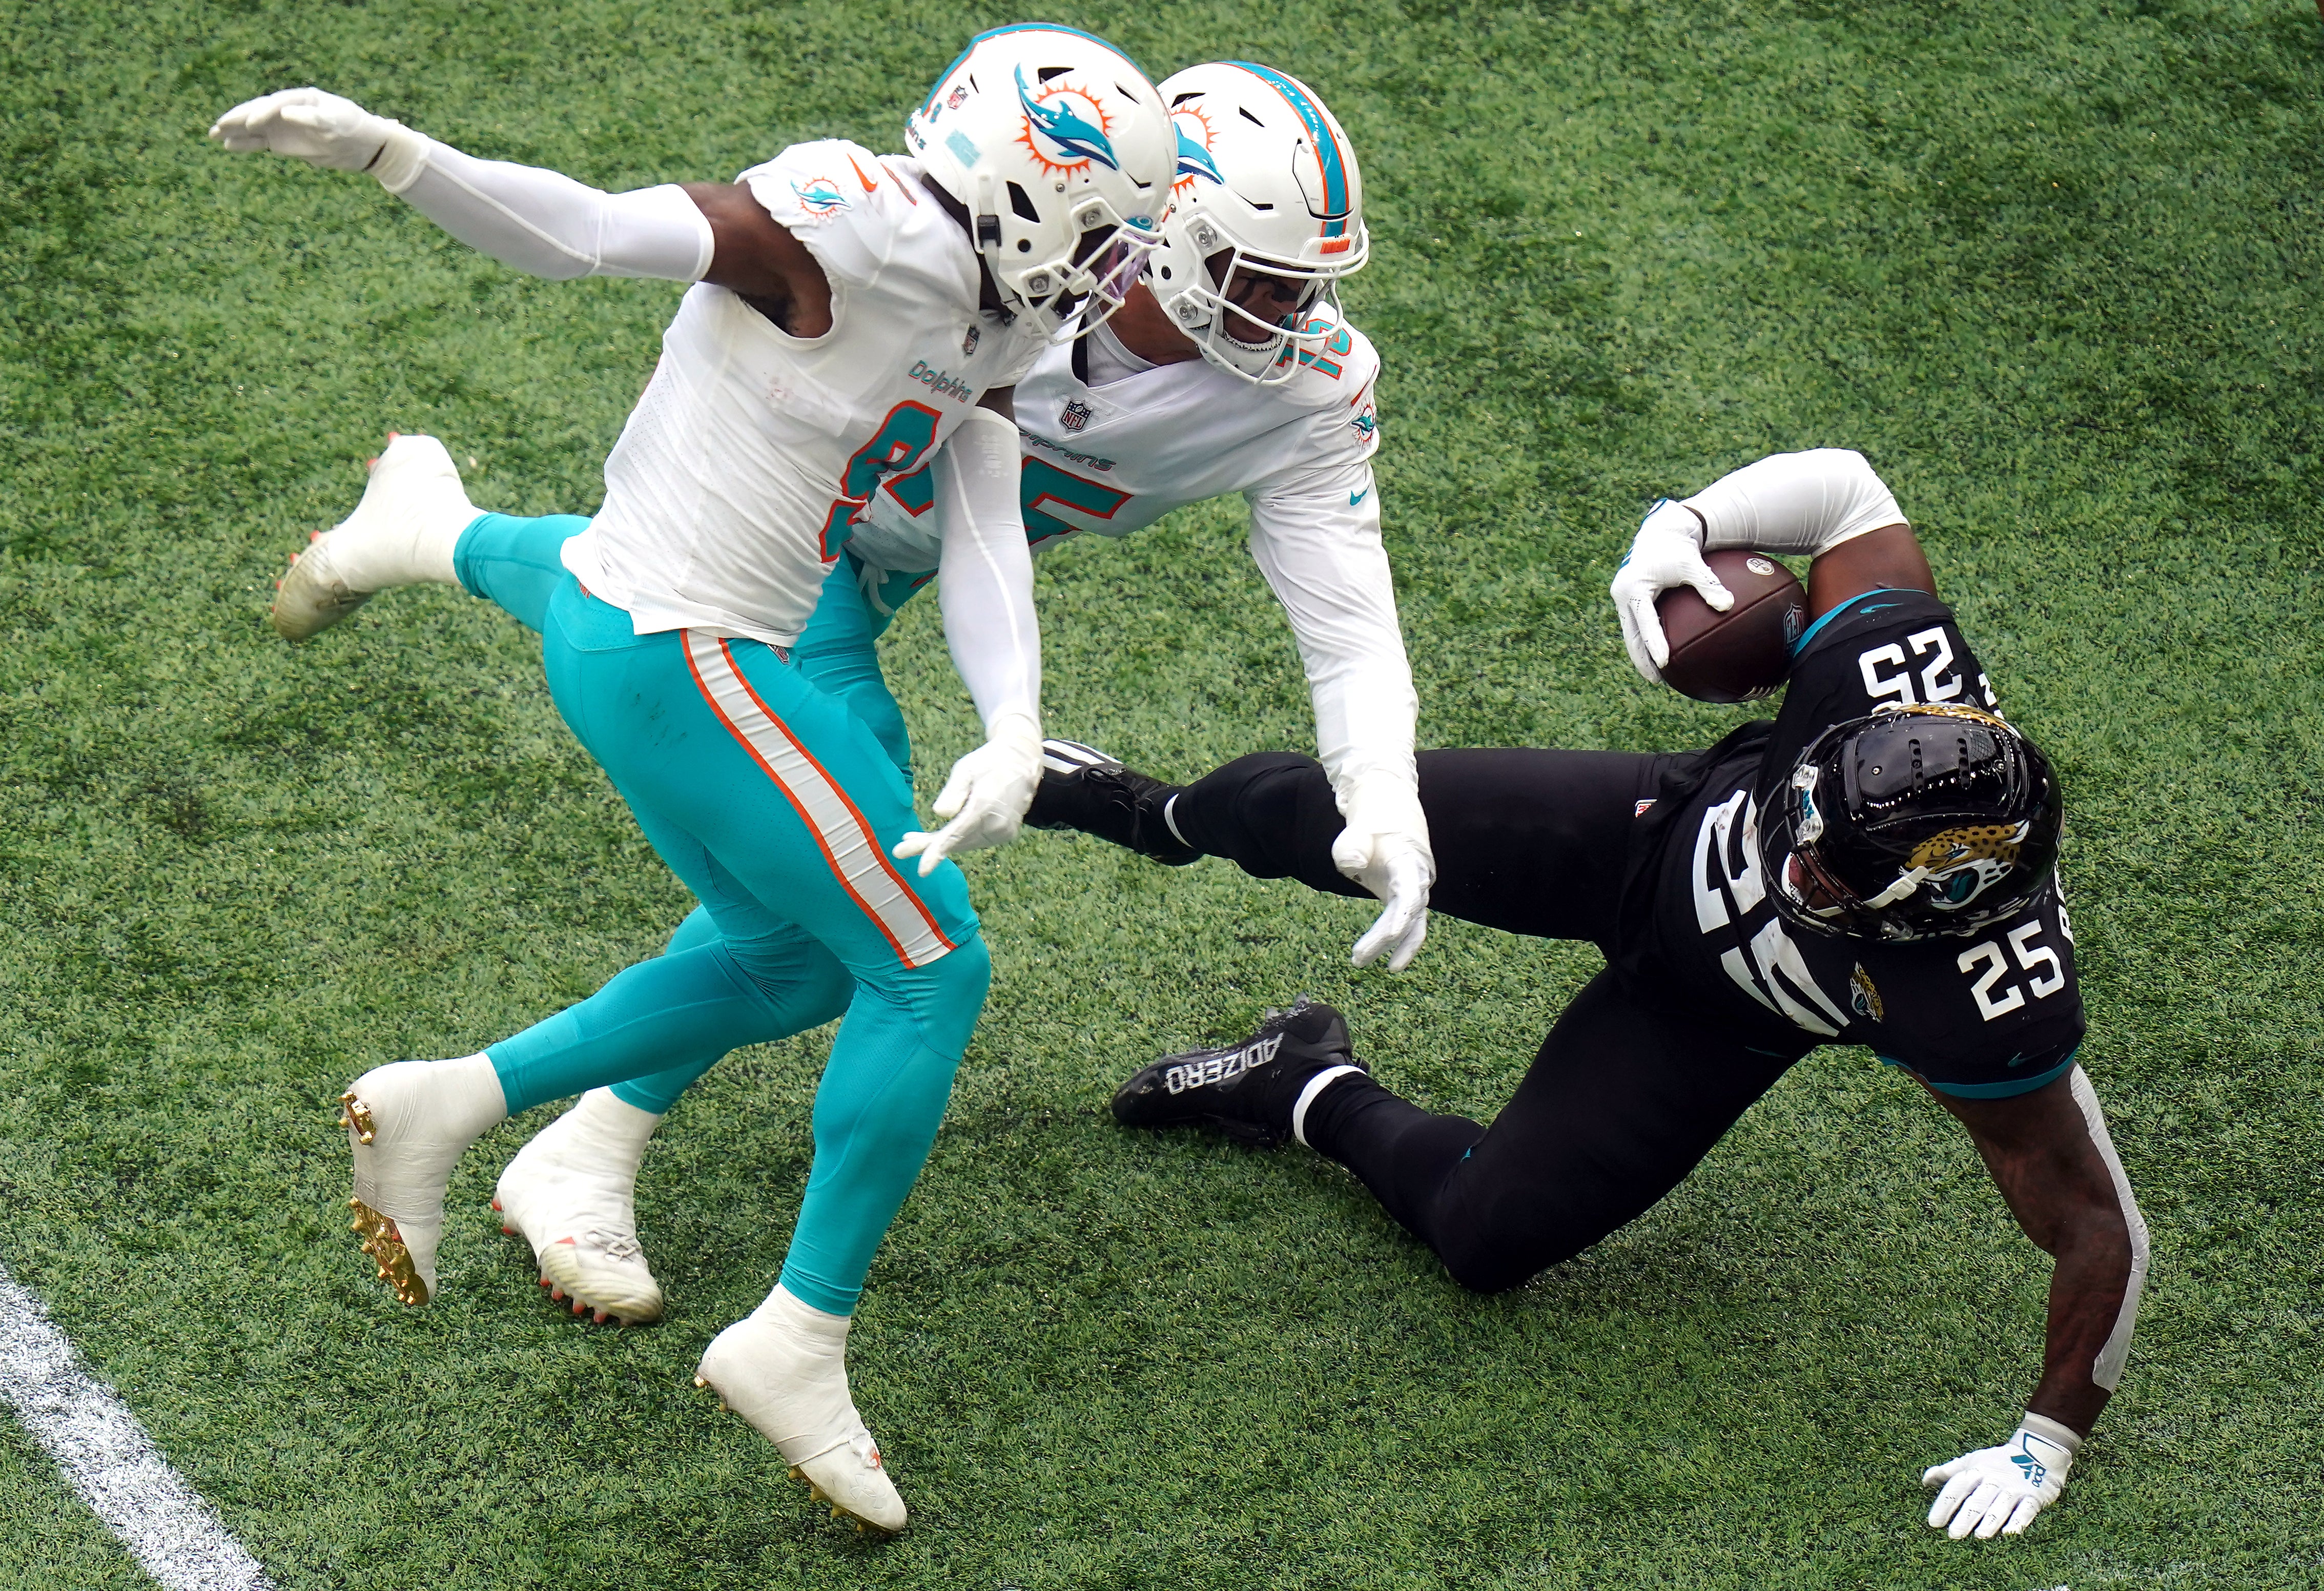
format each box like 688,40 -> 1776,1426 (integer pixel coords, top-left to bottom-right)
326,436 -> 475,591
755,1281 -> 851,1345
434,1051 -> 511,1140
743,1285 -> 859,1459
562,1086 -> 663,1162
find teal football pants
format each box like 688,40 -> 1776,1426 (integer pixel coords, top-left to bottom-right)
454,514 -> 915,1117
451,514 -> 980,1315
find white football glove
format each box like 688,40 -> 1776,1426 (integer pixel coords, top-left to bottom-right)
1330,778 -> 1434,972
1609,497 -> 1734,686
209,88 -> 404,174
1921,1414 -> 2080,1540
894,714 -> 1041,876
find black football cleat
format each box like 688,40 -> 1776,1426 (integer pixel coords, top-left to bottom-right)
1023,740 -> 1201,866
1112,998 -> 1366,1147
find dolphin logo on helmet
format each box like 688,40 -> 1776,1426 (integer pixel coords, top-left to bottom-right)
1173,113 -> 1225,187
1016,65 -> 1121,172
906,27 -> 1173,342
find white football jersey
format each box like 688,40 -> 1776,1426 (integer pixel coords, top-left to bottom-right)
854,300 -> 1413,801
562,140 -> 1045,647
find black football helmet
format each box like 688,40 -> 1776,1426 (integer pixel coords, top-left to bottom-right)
1762,703 -> 2063,942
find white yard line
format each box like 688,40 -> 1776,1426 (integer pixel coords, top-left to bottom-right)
0,1260 -> 276,1591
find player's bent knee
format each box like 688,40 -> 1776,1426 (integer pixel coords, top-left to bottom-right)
721,935 -> 854,1028
1434,1221 -> 1590,1296
875,931 -> 991,1063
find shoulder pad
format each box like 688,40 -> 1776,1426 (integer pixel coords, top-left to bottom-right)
740,139 -> 916,234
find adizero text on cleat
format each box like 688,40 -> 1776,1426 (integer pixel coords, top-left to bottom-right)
493,1089 -> 665,1326
273,432 -> 475,641
1022,739 -> 1200,865
1112,997 -> 1364,1147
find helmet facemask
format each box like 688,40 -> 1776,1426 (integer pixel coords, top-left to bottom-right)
1145,63 -> 1370,385
981,181 -> 1162,341
1155,216 -> 1345,382
1764,704 -> 2064,943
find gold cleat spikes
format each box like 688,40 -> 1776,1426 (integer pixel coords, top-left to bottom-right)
348,1195 -> 429,1306
698,1383 -> 898,1537
339,1091 -> 376,1144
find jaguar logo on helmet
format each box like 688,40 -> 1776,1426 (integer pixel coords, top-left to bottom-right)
1900,821 -> 2032,912
1016,65 -> 1121,175
1766,703 -> 2063,943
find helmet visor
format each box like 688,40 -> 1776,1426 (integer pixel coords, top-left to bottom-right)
1044,225 -> 1162,343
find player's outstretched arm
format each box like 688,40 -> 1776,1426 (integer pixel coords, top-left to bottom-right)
1915,1065 -> 2148,1540
1246,467 -> 1431,971
208,88 -> 831,328
894,392 -> 1045,876
1611,448 -> 1919,684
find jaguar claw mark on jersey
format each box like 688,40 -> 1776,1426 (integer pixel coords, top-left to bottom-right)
1642,586 -> 2085,1101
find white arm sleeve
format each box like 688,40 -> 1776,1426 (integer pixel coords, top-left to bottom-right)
2069,1066 -> 2150,1391
1246,458 -> 1419,820
1682,447 -> 1907,557
369,126 -> 713,283
934,406 -> 1041,737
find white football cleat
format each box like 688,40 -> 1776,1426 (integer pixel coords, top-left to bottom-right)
492,1087 -> 666,1326
274,432 -> 474,641
340,1055 -> 507,1306
695,1287 -> 907,1535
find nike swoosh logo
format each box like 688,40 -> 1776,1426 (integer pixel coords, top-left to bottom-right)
849,155 -> 880,194
1350,488 -> 1369,505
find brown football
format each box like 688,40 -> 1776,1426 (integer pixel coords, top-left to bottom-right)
1656,549 -> 1810,704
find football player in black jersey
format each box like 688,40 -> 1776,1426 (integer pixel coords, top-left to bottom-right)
1029,448 -> 2147,1543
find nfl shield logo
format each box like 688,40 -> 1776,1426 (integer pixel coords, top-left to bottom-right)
948,84 -> 970,110
961,324 -> 979,357
1060,399 -> 1094,434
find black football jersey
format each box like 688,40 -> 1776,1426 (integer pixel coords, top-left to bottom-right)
1648,587 -> 2086,1098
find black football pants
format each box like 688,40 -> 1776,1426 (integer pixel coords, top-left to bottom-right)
1167,750 -> 1812,1293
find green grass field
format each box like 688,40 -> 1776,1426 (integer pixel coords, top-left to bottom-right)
3,0 -> 2321,1585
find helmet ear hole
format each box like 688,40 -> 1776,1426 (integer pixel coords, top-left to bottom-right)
1005,181 -> 1042,223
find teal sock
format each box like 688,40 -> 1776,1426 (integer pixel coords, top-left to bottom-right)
776,934 -> 991,1315
488,929 -> 850,1116
453,512 -> 590,633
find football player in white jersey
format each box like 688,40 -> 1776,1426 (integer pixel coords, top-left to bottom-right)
427,62 -> 1433,1342
209,24 -> 1174,1533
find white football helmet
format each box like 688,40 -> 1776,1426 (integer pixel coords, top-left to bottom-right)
1148,62 -> 1370,383
908,25 -> 1174,341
